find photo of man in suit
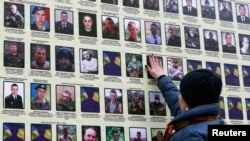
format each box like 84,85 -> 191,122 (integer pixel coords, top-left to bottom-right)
183,0 -> 197,16
55,10 -> 74,35
236,4 -> 250,24
4,82 -> 24,109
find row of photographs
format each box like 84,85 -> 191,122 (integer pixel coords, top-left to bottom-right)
2,96 -> 250,141
2,80 -> 250,120
3,123 -> 164,141
4,0 -> 250,24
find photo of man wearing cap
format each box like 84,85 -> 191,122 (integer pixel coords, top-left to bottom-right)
149,92 -> 166,116
56,46 -> 75,72
31,83 -> 51,110
30,5 -> 50,32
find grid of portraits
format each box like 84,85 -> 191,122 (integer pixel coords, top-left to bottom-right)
1,0 -> 250,140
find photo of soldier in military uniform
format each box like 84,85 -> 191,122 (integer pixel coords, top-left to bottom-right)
56,85 -> 75,112
149,92 -> 166,116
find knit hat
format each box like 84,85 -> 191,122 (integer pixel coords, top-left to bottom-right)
180,69 -> 222,108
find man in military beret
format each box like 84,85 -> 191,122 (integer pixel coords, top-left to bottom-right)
4,83 -> 23,109
31,84 -> 50,110
57,90 -> 75,111
31,6 -> 50,32
149,94 -> 166,116
56,47 -> 75,72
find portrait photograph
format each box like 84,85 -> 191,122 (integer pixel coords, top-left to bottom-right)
105,88 -> 123,114
227,97 -> 243,120
143,0 -> 159,11
236,3 -> 250,24
219,96 -> 225,119
106,126 -> 124,141
242,65 -> 250,87
164,0 -> 179,13
145,21 -> 162,45
4,40 -> 24,68
184,26 -> 200,49
203,29 -> 219,52
221,32 -> 236,54
57,125 -> 76,141
127,90 -> 145,115
55,9 -> 74,35
167,57 -> 183,81
182,0 -> 198,17
187,59 -> 202,73
31,124 -> 52,141
102,15 -> 120,40
201,0 -> 216,19
126,53 -> 143,78
239,34 -> 250,55
80,48 -> 98,74
149,91 -> 166,116
55,46 -> 75,72
101,0 -> 118,5
79,12 -> 97,37
3,81 -> 24,109
3,123 -> 25,141
165,24 -> 181,47
218,0 -> 233,22
30,5 -> 50,32
146,55 -> 163,79
30,43 -> 50,70
224,64 -> 240,86
81,87 -> 100,113
56,85 -> 75,112
30,83 -> 51,110
151,128 -> 165,141
124,18 -> 141,43
206,61 -> 221,77
129,127 -> 147,141
123,0 -> 139,8
246,98 -> 250,120
82,126 -> 101,141
103,51 -> 121,76
4,2 -> 24,29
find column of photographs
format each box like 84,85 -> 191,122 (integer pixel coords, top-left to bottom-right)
2,0 -> 250,140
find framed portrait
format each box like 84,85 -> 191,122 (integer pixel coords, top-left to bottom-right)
227,97 -> 243,120
102,15 -> 120,40
103,51 -> 121,76
149,91 -> 166,116
238,34 -> 250,55
104,88 -> 123,114
129,127 -> 147,141
80,48 -> 98,74
79,12 -> 97,37
236,3 -> 250,24
186,59 -> 202,73
30,43 -> 50,70
81,87 -> 100,113
30,83 -> 51,110
206,61 -> 221,77
221,32 -> 236,54
242,65 -> 250,87
146,55 -> 163,79
55,46 -> 75,72
82,126 -> 101,141
245,98 -> 250,120
219,96 -> 225,119
143,0 -> 159,11
54,9 -> 74,35
167,57 -> 183,81
4,2 -> 24,29
203,29 -> 219,52
218,0 -> 233,22
184,26 -> 200,49
151,128 -> 165,141
3,123 -> 25,141
30,5 -> 50,32
164,0 -> 179,13
182,0 -> 198,16
57,125 -> 76,141
56,85 -> 75,112
124,18 -> 141,43
4,40 -> 25,68
3,81 -> 24,109
201,0 -> 216,19
145,21 -> 162,45
31,124 -> 52,141
126,53 -> 143,78
123,0 -> 139,8
224,64 -> 240,86
127,90 -> 145,115
165,24 -> 181,47
106,126 -> 124,141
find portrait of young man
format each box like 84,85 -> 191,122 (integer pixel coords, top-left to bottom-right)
239,34 -> 250,55
124,18 -> 141,43
128,90 -> 145,115
129,128 -> 147,141
3,123 -> 25,141
103,51 -> 121,76
31,124 -> 52,141
165,24 -> 181,47
201,0 -> 216,19
167,57 -> 183,81
82,126 -> 101,141
126,53 -> 143,78
145,21 -> 162,45
30,5 -> 50,32
182,0 -> 197,16
236,3 -> 250,24
187,59 -> 202,73
56,85 -> 75,112
102,15 -> 120,40
79,12 -> 97,37
104,88 -> 123,114
57,125 -> 76,141
151,128 -> 165,141
30,83 -> 51,110
55,9 -> 74,35
218,0 -> 233,22
55,46 -> 75,72
123,0 -> 139,8
149,92 -> 166,116
184,26 -> 200,49
203,29 -> 219,52
106,126 -> 124,141
164,0 -> 179,13
4,2 -> 24,29
224,64 -> 240,86
221,32 -> 236,54
4,40 -> 24,68
81,87 -> 100,113
80,49 -> 98,74
143,0 -> 159,11
4,81 -> 24,109
30,43 -> 50,70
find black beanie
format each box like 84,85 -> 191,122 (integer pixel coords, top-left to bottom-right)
180,69 -> 222,108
